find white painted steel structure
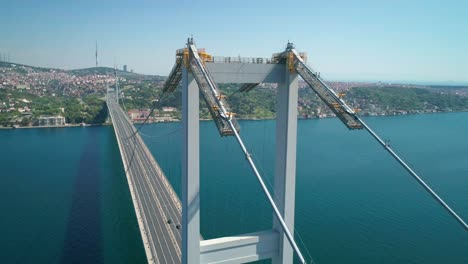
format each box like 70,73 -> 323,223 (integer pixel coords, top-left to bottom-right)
180,39 -> 303,264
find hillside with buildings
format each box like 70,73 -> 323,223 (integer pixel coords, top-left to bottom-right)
1,60 -> 468,128
0,61 -> 164,127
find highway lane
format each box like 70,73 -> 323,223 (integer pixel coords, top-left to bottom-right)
109,100 -> 163,262
129,118 -> 182,242
116,104 -> 182,235
115,103 -> 182,245
111,100 -> 180,263
107,96 -> 182,264
114,102 -> 180,259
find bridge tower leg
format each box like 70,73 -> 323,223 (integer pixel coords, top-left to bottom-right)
181,66 -> 200,264
272,69 -> 299,264
178,42 -> 301,263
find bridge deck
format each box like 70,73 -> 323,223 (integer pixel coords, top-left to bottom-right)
107,95 -> 182,264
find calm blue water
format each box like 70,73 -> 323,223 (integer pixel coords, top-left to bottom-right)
1,113 -> 467,263
0,127 -> 145,264
142,112 -> 468,264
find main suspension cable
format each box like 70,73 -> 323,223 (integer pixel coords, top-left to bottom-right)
292,47 -> 468,231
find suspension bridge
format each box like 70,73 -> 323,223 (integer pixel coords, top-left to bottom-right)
106,38 -> 467,264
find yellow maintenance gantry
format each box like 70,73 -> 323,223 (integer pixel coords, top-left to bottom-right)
163,40 -> 363,135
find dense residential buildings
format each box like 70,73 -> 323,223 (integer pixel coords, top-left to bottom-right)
1,61 -> 467,128
0,64 -> 116,97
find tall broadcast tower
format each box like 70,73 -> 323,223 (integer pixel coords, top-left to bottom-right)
95,41 -> 98,67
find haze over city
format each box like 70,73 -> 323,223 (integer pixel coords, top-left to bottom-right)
1,0 -> 467,84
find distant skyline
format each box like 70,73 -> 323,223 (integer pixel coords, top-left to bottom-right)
1,0 -> 467,84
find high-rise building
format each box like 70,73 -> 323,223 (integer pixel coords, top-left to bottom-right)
123,65 -> 128,72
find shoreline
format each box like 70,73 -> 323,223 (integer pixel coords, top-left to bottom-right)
0,123 -> 112,130
1,110 -> 467,130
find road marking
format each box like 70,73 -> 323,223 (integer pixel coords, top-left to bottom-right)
108,99 -> 182,264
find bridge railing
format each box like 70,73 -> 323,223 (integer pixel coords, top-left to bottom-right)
209,56 -> 280,64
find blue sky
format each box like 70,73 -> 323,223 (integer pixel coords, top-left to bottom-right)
1,0 -> 467,84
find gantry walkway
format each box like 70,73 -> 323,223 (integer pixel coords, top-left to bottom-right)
107,91 -> 182,264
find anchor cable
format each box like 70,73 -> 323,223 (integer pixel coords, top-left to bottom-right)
357,116 -> 468,231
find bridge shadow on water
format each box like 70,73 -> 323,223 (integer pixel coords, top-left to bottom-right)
60,128 -> 103,264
